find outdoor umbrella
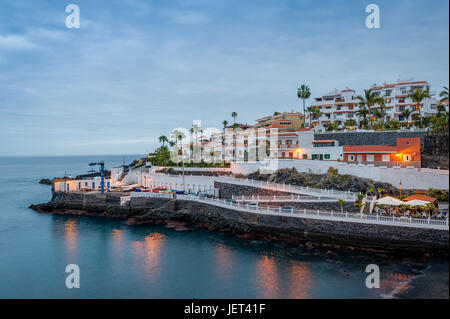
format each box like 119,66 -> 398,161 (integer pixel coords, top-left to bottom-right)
376,196 -> 404,206
404,199 -> 430,206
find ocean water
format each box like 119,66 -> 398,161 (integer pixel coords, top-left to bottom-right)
0,155 -> 448,299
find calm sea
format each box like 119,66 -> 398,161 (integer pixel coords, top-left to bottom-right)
0,155 -> 448,298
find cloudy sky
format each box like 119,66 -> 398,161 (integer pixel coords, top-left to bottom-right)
0,0 -> 448,156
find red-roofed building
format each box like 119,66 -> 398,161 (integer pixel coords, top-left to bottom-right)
343,137 -> 421,167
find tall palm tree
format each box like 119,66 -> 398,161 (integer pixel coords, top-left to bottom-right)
408,88 -> 431,126
440,86 -> 448,103
190,124 -> 202,163
356,106 -> 370,128
190,124 -> 202,143
297,84 -> 311,115
401,108 -> 412,125
159,135 -> 168,146
306,106 -> 315,127
231,112 -> 238,125
222,120 -> 228,162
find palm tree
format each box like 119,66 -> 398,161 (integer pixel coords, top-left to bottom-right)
159,135 -> 168,146
356,106 -> 370,129
306,106 -> 315,127
231,112 -> 238,125
401,108 -> 412,126
357,89 -> 384,127
440,86 -> 448,103
297,84 -> 311,115
190,124 -> 202,144
221,120 -> 228,161
408,88 -> 431,126
437,104 -> 446,115
337,199 -> 346,213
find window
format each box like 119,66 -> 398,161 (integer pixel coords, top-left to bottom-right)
403,155 -> 411,161
382,155 -> 390,162
367,155 -> 374,162
324,154 -> 331,159
406,141 -> 410,145
348,155 -> 355,161
302,154 -> 307,159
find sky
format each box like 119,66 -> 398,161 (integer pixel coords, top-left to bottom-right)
0,0 -> 448,156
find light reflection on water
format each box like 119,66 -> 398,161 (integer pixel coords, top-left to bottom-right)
131,233 -> 166,283
64,219 -> 78,260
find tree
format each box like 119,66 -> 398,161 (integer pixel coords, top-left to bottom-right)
297,84 -> 311,115
306,106 -> 315,127
408,88 -> 431,127
221,120 -> 228,161
231,112 -> 238,124
356,106 -> 370,129
273,111 -> 281,116
159,135 -> 168,146
401,108 -> 412,125
440,86 -> 448,103
356,89 -> 384,127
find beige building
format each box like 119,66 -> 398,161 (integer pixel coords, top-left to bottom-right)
254,111 -> 305,131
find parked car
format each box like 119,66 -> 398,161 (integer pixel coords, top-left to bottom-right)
224,199 -> 237,204
281,206 -> 296,212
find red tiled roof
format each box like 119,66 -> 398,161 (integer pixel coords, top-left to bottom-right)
343,145 -> 397,153
403,194 -> 437,202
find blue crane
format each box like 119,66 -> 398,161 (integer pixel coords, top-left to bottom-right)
89,161 -> 105,194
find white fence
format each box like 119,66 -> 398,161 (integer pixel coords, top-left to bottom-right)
150,166 -> 232,173
216,176 -> 358,201
130,192 -> 174,199
232,194 -> 352,203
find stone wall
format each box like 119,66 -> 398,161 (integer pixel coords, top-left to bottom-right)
314,130 -> 427,147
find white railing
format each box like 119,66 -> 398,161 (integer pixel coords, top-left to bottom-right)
216,176 -> 358,201
174,195 -> 448,230
232,194 -> 352,203
130,192 -> 174,199
151,166 -> 232,173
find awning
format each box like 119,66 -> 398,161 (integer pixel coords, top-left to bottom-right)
376,196 -> 404,206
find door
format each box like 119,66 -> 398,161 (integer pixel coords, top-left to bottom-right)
320,154 -> 324,160
357,155 -> 363,163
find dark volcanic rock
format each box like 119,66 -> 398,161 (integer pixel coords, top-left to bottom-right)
245,167 -> 399,195
38,179 -> 52,185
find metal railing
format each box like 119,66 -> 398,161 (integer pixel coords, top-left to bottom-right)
216,176 -> 358,200
232,194 -> 353,203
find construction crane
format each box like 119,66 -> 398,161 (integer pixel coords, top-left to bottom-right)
89,161 -> 105,194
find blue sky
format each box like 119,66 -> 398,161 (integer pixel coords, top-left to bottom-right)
0,0 -> 448,156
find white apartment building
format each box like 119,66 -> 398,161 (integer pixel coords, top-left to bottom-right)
308,79 -> 439,127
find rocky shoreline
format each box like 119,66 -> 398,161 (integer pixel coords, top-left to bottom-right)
29,192 -> 449,261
